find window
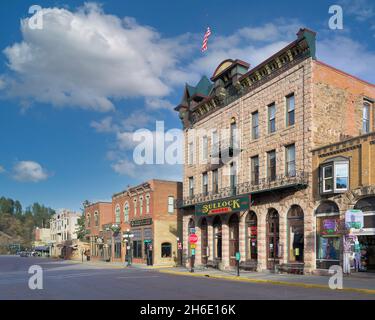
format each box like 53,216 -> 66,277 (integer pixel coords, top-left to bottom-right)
168,196 -> 174,214
139,196 -> 143,215
252,111 -> 259,140
321,160 -> 349,193
212,169 -> 219,194
115,205 -> 120,224
267,150 -> 276,181
94,211 -> 99,227
211,130 -> 219,156
133,240 -> 142,258
286,94 -> 295,126
146,194 -> 150,214
124,202 -> 129,223
285,144 -> 296,177
202,172 -> 208,195
230,162 -> 237,195
189,177 -> 194,198
133,198 -> 137,216
363,103 -> 370,134
202,136 -> 208,161
87,214 -> 91,227
114,242 -> 121,259
251,156 -> 259,185
161,242 -> 172,258
268,103 -> 276,133
230,118 -> 237,149
188,142 -> 194,165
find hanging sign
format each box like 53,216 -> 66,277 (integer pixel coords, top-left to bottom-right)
345,209 -> 364,230
195,196 -> 249,216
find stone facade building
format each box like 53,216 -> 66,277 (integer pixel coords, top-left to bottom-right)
83,201 -> 113,261
312,132 -> 375,272
175,28 -> 374,273
111,180 -> 183,266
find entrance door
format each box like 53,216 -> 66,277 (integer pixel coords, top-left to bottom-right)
267,209 -> 280,270
229,214 -> 239,267
213,215 -> 222,261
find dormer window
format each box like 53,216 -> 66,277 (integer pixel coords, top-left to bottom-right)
320,158 -> 349,194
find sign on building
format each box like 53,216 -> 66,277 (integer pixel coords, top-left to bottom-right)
345,209 -> 364,230
195,196 -> 249,216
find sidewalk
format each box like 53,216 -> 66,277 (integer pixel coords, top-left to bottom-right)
158,267 -> 375,295
68,259 -> 174,270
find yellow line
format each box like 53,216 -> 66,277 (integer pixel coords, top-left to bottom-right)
158,269 -> 375,295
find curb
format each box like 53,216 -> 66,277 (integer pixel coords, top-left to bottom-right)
158,269 -> 375,295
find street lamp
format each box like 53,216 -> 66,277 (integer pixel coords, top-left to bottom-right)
123,229 -> 134,267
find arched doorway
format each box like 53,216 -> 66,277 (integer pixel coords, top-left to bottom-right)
246,211 -> 257,261
213,215 -> 222,261
229,214 -> 239,267
200,218 -> 208,265
354,196 -> 375,272
315,201 -> 340,270
267,209 -> 279,270
287,205 -> 304,263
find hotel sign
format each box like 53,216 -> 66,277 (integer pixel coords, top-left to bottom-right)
195,196 -> 249,216
130,218 -> 153,228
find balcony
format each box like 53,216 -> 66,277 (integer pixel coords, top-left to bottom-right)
178,171 -> 309,208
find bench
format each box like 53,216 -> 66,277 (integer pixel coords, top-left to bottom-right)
239,260 -> 258,271
278,263 -> 304,275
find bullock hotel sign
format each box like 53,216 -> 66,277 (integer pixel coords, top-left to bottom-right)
195,196 -> 250,216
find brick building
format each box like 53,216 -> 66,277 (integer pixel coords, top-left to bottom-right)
84,201 -> 113,261
175,28 -> 374,273
312,132 -> 375,272
112,180 -> 182,266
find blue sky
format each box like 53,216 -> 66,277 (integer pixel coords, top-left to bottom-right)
0,0 -> 374,211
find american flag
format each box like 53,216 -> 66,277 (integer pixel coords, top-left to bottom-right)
201,27 -> 212,52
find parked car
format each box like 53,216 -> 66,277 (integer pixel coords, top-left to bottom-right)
19,251 -> 29,257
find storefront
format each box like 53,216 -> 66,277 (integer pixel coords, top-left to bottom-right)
130,218 -> 153,265
315,201 -> 341,270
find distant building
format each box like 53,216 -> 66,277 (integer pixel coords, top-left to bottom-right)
50,209 -> 80,258
33,227 -> 51,256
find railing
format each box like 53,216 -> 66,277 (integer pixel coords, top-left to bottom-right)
178,171 -> 309,207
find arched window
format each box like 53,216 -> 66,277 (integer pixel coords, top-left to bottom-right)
133,198 -> 137,216
87,213 -> 91,227
146,193 -> 150,214
315,201 -> 340,270
287,205 -> 304,263
94,211 -> 99,227
213,215 -> 222,260
115,205 -> 120,224
246,211 -> 257,261
161,242 -> 172,258
139,196 -> 143,215
124,202 -> 129,223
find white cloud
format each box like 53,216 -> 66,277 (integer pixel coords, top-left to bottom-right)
91,116 -> 118,133
1,3 -> 193,111
317,35 -> 375,83
0,165 -> 5,173
12,161 -> 49,182
340,0 -> 374,21
145,98 -> 174,111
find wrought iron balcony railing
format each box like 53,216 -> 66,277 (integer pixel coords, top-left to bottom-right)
178,171 -> 309,208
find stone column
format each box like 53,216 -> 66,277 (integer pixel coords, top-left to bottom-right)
195,222 -> 202,266
279,211 -> 288,265
182,214 -> 190,268
221,221 -> 230,269
239,212 -> 246,261
257,210 -> 267,271
207,221 -> 214,262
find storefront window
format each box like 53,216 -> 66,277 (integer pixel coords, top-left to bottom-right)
213,216 -> 222,260
133,240 -> 142,258
287,205 -> 304,263
316,201 -> 341,269
267,209 -> 279,270
161,242 -> 172,258
246,211 -> 257,261
114,242 -> 121,259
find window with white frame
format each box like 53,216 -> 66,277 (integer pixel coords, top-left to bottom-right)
211,130 -> 219,156
252,111 -> 259,140
286,94 -> 295,127
202,136 -> 208,161
146,194 -> 150,214
139,196 -> 143,215
285,144 -> 296,177
320,160 -> 349,194
115,205 -> 120,224
168,196 -> 174,214
268,103 -> 276,133
124,202 -> 129,223
94,211 -> 99,227
189,177 -> 194,198
188,142 -> 194,165
363,102 -> 370,134
133,198 -> 137,216
202,172 -> 208,195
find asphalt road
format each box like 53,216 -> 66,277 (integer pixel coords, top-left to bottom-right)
0,255 -> 373,300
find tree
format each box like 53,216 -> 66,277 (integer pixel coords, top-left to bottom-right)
76,213 -> 88,242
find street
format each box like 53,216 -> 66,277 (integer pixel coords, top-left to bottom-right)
0,256 -> 374,300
